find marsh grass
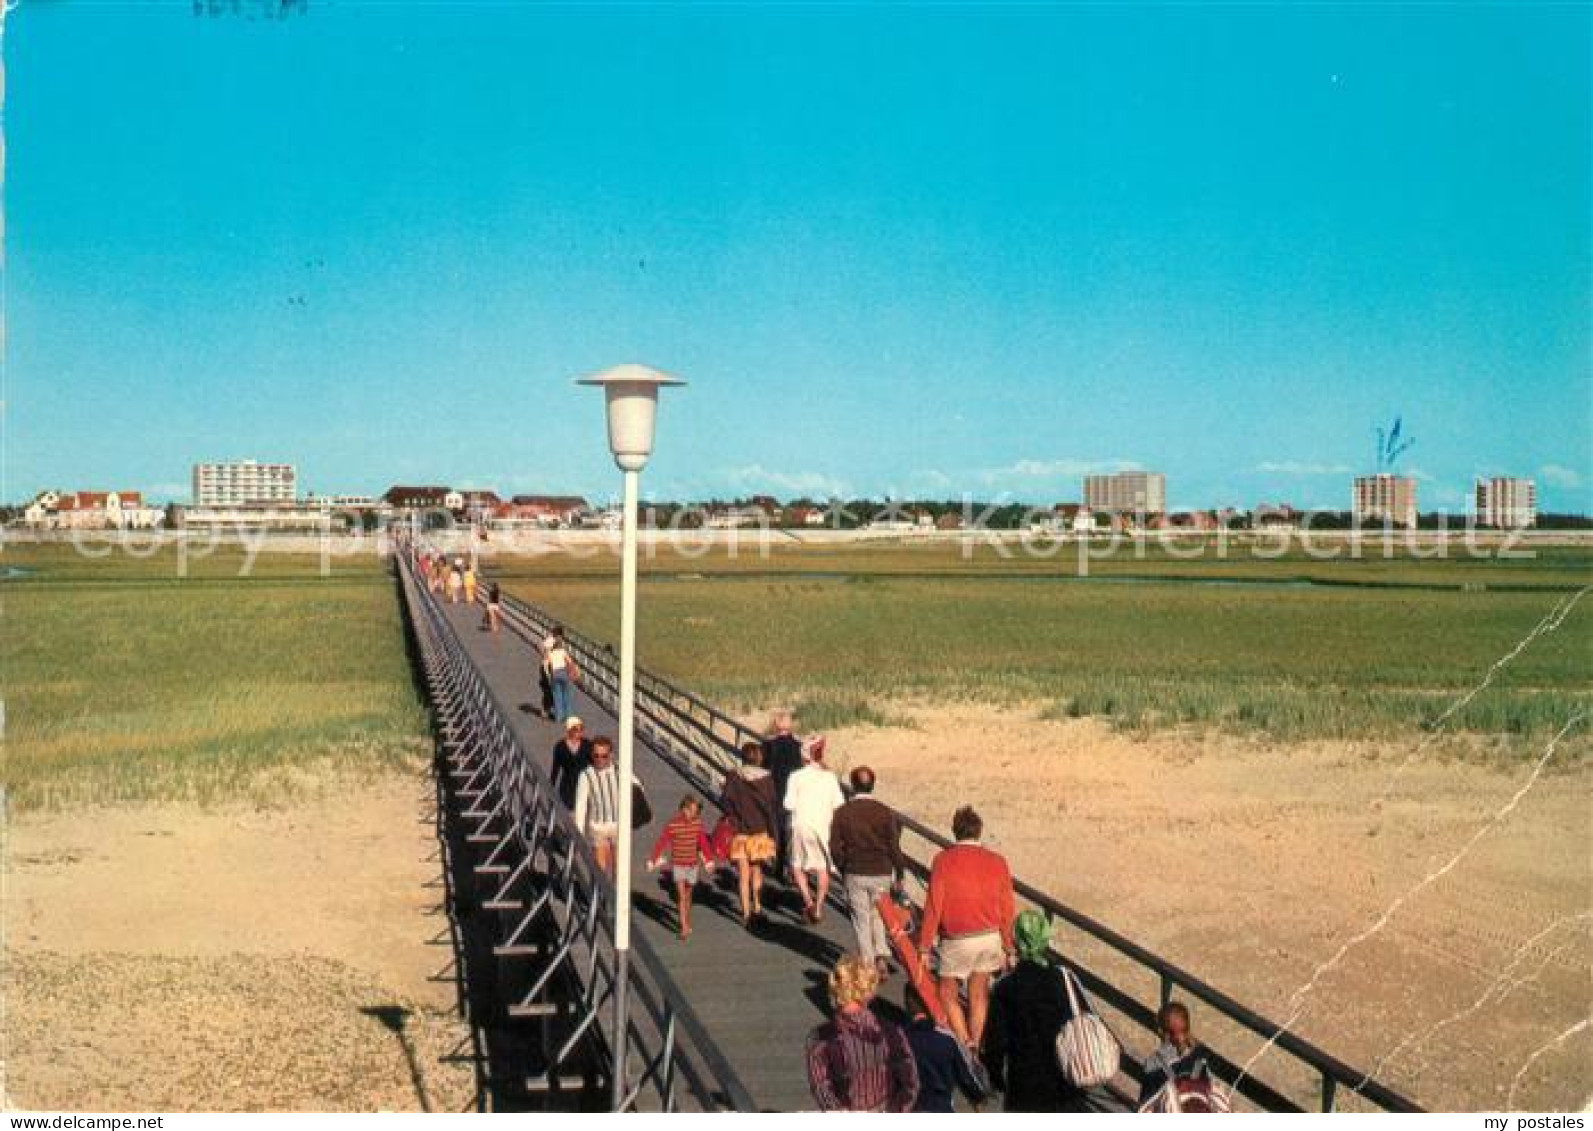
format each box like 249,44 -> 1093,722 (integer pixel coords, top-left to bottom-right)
505,568 -> 1591,752
5,565 -> 427,811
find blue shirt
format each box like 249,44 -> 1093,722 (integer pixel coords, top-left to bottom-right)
905,1017 -> 986,1113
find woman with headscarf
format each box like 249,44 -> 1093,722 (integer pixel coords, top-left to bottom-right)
980,909 -> 1094,1112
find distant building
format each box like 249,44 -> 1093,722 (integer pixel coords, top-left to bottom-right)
22,490 -> 61,526
25,490 -> 161,530
1154,511 -> 1218,532
193,461 -> 296,507
383,486 -> 453,512
1084,471 -> 1166,516
457,489 -> 503,523
1474,477 -> 1537,529
1053,503 -> 1097,533
180,502 -> 332,531
705,505 -> 769,529
508,495 -> 589,527
1254,503 -> 1300,529
784,505 -> 827,528
1353,474 -> 1417,526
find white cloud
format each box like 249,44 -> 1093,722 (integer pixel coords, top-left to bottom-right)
722,464 -> 851,499
976,457 -> 1140,486
1539,463 -> 1585,490
1255,461 -> 1353,476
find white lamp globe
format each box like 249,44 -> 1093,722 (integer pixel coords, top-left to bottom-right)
576,364 -> 685,472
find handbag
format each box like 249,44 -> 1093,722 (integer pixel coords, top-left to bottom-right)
1054,966 -> 1122,1089
631,781 -> 653,829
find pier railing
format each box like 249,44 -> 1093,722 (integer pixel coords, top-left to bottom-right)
489,580 -> 1422,1114
398,552 -> 755,1112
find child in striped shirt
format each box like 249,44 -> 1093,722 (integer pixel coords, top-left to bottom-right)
647,795 -> 717,940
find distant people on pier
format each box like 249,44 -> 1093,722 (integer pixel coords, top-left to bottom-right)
572,735 -> 621,876
463,562 -> 477,605
550,716 -> 592,809
805,956 -> 919,1112
484,580 -> 502,633
830,765 -> 907,981
916,805 -> 1015,1049
719,741 -> 780,926
981,909 -> 1093,1112
544,626 -> 580,723
647,794 -> 718,940
783,737 -> 845,924
903,982 -> 989,1113
446,558 -> 465,603
1138,1002 -> 1223,1113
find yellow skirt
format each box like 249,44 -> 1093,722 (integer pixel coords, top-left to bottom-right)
729,833 -> 777,865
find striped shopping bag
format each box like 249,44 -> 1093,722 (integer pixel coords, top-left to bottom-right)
1054,966 -> 1122,1089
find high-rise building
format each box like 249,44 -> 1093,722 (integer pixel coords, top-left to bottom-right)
1352,474 -> 1417,526
192,460 -> 297,506
1083,471 -> 1166,515
1474,477 -> 1536,528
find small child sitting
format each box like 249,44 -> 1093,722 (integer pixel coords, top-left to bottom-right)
647,795 -> 717,940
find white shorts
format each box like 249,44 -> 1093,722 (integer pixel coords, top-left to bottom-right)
935,930 -> 1005,980
587,822 -> 618,847
788,826 -> 833,874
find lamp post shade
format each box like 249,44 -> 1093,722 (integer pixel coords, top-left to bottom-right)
576,364 -> 685,471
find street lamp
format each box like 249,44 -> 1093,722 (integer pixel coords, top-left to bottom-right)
576,362 -> 684,1110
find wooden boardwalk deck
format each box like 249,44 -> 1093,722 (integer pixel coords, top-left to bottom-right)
433,597 -> 858,1112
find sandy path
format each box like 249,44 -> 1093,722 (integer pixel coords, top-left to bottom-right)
824,705 -> 1591,1112
3,770 -> 476,1112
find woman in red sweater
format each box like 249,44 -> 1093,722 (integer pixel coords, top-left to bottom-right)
647,795 -> 717,939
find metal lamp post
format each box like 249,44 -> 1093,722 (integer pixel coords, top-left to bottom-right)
577,363 -> 684,1110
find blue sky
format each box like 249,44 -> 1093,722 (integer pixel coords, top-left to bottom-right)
5,2 -> 1589,511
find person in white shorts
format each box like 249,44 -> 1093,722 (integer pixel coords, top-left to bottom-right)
783,737 -> 845,923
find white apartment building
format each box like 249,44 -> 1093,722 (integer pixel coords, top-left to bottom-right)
192,461 -> 297,507
1474,477 -> 1537,528
1353,474 -> 1418,526
1083,471 -> 1166,515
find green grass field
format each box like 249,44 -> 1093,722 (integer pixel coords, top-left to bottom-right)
4,545 -> 427,811
3,537 -> 1587,813
489,544 -> 1592,746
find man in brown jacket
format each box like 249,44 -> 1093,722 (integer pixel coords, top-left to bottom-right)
830,766 -> 908,979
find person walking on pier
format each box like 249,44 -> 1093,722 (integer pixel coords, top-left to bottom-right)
647,794 -> 717,940
830,766 -> 907,980
550,716 -> 592,810
462,562 -> 478,605
720,741 -> 780,925
784,737 -> 844,924
572,736 -> 621,876
1138,1002 -> 1221,1112
805,956 -> 919,1112
903,983 -> 989,1113
484,580 -> 502,633
544,627 -> 580,724
763,709 -> 803,868
981,909 -> 1091,1112
446,558 -> 465,604
916,806 -> 1015,1050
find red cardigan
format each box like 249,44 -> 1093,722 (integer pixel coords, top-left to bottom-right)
917,841 -> 1016,951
